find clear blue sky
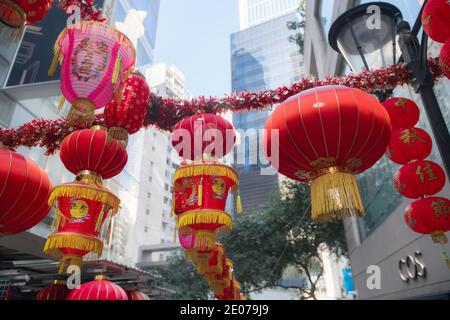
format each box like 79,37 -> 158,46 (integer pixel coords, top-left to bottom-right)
154,0 -> 240,97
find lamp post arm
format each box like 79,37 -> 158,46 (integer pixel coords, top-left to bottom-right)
397,21 -> 450,178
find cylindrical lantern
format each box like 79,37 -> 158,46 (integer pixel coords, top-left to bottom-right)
59,127 -> 128,182
43,182 -> 120,273
126,290 -> 150,300
35,279 -> 70,300
422,0 -> 450,43
394,160 -> 446,199
0,146 -> 52,236
381,97 -> 420,130
172,113 -> 236,161
440,38 -> 450,80
104,70 -> 150,146
49,21 -> 136,127
263,85 -> 392,221
386,127 -> 433,165
66,275 -> 128,300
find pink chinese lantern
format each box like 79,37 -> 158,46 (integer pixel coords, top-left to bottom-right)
49,21 -> 136,127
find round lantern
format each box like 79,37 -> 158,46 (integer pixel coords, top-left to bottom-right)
36,279 -> 70,300
49,21 -> 136,127
172,114 -> 236,161
381,97 -> 420,130
126,290 -> 150,300
394,160 -> 446,199
440,38 -> 450,80
59,127 -> 128,182
0,0 -> 53,30
422,0 -> 450,43
386,127 -> 433,165
173,162 -> 239,250
263,85 -> 392,221
66,275 -> 128,300
0,146 -> 52,236
43,181 -> 120,273
104,70 -> 150,146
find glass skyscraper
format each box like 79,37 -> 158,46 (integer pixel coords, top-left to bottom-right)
231,10 -> 305,213
239,0 -> 300,29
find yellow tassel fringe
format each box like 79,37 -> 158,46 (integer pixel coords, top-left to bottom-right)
194,230 -> 217,251
44,232 -> 103,257
177,210 -> 232,231
48,184 -> 120,213
112,57 -> 122,84
311,168 -> 364,221
174,163 -> 239,188
236,191 -> 243,214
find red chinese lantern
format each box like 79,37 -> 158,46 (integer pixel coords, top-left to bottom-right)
381,97 -> 420,130
394,160 -> 446,199
263,85 -> 392,221
386,127 -> 433,165
0,146 -> 52,236
126,290 -> 150,300
104,70 -> 150,146
49,21 -> 136,127
173,162 -> 239,251
172,114 -> 236,161
59,127 -> 128,181
422,0 -> 450,43
36,279 -> 70,300
0,0 -> 53,31
66,275 -> 128,300
404,197 -> 450,268
43,181 -> 120,272
440,38 -> 450,79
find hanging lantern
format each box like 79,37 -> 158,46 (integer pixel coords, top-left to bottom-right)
66,275 -> 128,300
173,162 -> 239,251
0,146 -> 52,236
49,21 -> 136,127
172,113 -> 236,161
35,279 -> 70,300
439,38 -> 450,79
263,85 -> 392,221
421,0 -> 450,43
43,181 -> 120,273
104,70 -> 150,146
59,127 -> 128,182
381,97 -> 420,130
404,197 -> 450,268
386,127 -> 433,165
0,0 -> 53,37
126,290 -> 150,300
394,160 -> 446,199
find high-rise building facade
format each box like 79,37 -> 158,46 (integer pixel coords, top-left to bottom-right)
303,0 -> 450,300
231,6 -> 305,213
239,0 -> 300,30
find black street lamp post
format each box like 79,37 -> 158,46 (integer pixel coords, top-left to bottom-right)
328,1 -> 450,178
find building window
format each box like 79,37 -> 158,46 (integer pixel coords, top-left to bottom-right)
165,170 -> 169,177
153,132 -> 157,137
150,161 -> 154,167
163,197 -> 169,204
152,146 -> 156,152
144,226 -> 148,233
164,183 -> 169,191
166,158 -> 170,165
146,209 -> 150,215
147,192 -> 152,198
318,0 -> 335,39
148,176 -> 152,182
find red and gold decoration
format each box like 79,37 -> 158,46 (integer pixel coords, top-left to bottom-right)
421,0 -> 450,43
263,85 -> 392,221
48,20 -> 136,127
0,146 -> 52,236
381,97 -> 420,130
126,290 -> 150,300
104,70 -> 151,146
43,126 -> 124,273
35,279 -> 71,300
66,275 -> 128,300
440,38 -> 450,79
1,58 -> 446,153
386,96 -> 450,269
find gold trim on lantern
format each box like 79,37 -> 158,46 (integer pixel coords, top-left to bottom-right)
177,210 -> 233,231
76,170 -> 103,186
48,183 -> 120,213
174,163 -> 240,188
95,274 -> 109,281
53,279 -> 66,285
67,98 -> 96,128
194,230 -> 217,251
44,232 -> 104,257
310,166 -> 364,221
107,126 -> 129,149
58,254 -> 84,274
431,230 -> 448,244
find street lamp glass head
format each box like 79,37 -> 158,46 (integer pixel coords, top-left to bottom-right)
328,2 -> 403,73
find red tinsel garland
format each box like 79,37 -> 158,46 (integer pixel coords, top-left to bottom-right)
0,58 -> 446,155
58,0 -> 106,22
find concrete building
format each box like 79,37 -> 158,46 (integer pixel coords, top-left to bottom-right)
231,2 -> 305,214
303,0 -> 450,300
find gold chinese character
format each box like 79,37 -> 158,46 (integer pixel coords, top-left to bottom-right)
400,128 -> 427,145
424,163 -> 438,182
394,98 -> 407,113
431,200 -> 450,219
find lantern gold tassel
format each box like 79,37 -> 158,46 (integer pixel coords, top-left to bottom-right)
44,233 -> 103,257
177,210 -> 233,231
57,96 -> 66,111
194,230 -> 216,251
311,167 -> 364,221
104,217 -> 113,246
112,57 -> 122,84
236,190 -> 243,214
198,179 -> 203,206
48,49 -> 61,77
58,255 -> 83,275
